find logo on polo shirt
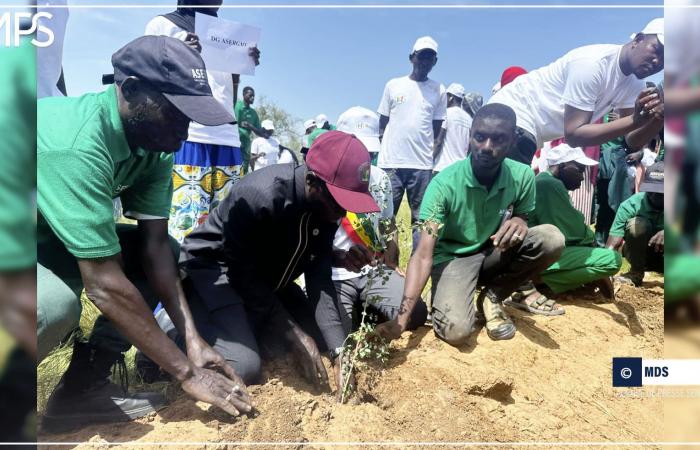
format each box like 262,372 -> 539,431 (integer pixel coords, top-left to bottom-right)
114,184 -> 130,195
394,95 -> 406,105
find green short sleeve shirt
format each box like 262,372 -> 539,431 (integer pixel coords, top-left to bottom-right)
419,156 -> 536,265
37,85 -> 174,259
234,99 -> 261,150
529,171 -> 594,246
609,192 -> 663,237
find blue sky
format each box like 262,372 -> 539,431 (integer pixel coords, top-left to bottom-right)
56,1 -> 663,134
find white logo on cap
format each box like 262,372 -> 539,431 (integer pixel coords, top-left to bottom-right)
191,68 -> 207,83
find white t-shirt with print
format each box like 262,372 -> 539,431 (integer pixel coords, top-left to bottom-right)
434,106 -> 472,172
377,76 -> 447,170
250,136 -> 280,170
144,16 -> 241,148
332,166 -> 394,281
488,44 -> 645,148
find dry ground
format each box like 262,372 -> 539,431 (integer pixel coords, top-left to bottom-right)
39,277 -> 664,450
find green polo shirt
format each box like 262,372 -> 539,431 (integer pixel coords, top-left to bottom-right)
609,193 -> 663,237
0,42 -> 36,270
308,127 -> 330,147
529,171 -> 594,246
419,156 -> 535,265
37,85 -> 174,259
234,99 -> 260,151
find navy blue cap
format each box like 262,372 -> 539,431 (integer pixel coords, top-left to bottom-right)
110,35 -> 235,126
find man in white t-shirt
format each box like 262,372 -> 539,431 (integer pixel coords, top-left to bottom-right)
488,18 -> 665,165
250,119 -> 280,171
144,0 -> 261,242
300,119 -> 316,160
377,36 -> 447,247
307,107 -> 427,398
433,83 -> 472,174
37,0 -> 69,98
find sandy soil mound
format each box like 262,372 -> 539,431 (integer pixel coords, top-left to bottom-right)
40,281 -> 663,449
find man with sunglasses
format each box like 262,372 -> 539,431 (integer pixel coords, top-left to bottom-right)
37,36 -> 252,431
512,144 -> 622,312
377,36 -> 447,248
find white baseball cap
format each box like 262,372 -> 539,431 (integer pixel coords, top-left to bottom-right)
446,83 -> 466,98
412,36 -> 438,54
631,18 -> 664,45
315,113 -> 329,128
304,119 -> 316,130
336,106 -> 381,153
546,143 -> 598,167
261,119 -> 275,131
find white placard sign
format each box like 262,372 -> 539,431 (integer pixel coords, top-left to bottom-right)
195,13 -> 260,75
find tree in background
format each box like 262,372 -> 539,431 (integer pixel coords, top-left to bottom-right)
256,96 -> 302,158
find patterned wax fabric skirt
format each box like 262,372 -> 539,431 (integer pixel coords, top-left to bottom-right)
169,141 -> 242,242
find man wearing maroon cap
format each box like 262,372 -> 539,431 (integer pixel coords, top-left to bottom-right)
500,66 -> 527,88
139,131 -> 379,400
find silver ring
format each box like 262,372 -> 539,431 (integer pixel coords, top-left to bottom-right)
514,233 -> 521,239
232,384 -> 241,393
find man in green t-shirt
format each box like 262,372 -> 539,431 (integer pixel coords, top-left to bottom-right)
525,144 -> 621,302
606,161 -> 664,286
235,86 -> 264,174
37,36 -> 251,432
377,104 -> 564,345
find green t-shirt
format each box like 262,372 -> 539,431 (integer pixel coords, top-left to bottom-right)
529,171 -> 594,246
419,156 -> 536,265
308,127 -> 330,147
0,41 -> 36,270
609,192 -> 663,237
37,85 -> 174,259
234,99 -> 260,150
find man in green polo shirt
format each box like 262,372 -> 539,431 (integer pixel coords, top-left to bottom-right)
377,104 -> 564,345
38,36 -> 252,431
522,144 -> 621,303
606,161 -> 664,286
235,86 -> 263,174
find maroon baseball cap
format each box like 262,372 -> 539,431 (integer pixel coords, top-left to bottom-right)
306,131 -> 380,214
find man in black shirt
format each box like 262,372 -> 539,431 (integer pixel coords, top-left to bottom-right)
141,131 -> 378,397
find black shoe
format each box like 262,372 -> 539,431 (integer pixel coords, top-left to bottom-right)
135,350 -> 171,384
41,341 -> 166,433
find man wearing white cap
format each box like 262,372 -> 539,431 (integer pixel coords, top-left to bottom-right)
308,113 -> 336,147
249,119 -> 280,171
377,36 -> 447,247
488,18 -> 665,165
507,143 -> 622,312
307,107 -> 427,398
300,119 -> 316,160
433,83 -> 472,174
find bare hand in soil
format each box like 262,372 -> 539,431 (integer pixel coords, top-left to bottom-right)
288,330 -> 330,391
187,336 -> 252,402
375,318 -> 403,342
649,230 -> 664,252
181,366 -> 253,417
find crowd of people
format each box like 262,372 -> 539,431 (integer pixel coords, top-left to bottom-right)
35,0 -> 666,433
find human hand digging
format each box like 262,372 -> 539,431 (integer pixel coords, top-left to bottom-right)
285,327 -> 330,392
180,365 -> 252,417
